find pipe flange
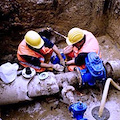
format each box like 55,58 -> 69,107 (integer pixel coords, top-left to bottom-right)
105,60 -> 120,80
22,67 -> 36,79
39,72 -> 49,80
74,67 -> 82,86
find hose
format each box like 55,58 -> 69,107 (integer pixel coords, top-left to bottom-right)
98,78 -> 120,117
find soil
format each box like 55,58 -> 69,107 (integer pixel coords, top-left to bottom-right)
0,0 -> 120,120
1,35 -> 120,120
1,83 -> 120,120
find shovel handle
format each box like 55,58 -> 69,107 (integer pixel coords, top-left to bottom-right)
47,27 -> 67,39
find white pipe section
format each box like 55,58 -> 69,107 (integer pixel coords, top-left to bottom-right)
98,78 -> 120,117
0,71 -> 79,105
0,76 -> 32,105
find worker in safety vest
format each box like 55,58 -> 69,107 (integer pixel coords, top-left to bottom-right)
17,30 -> 65,72
63,27 -> 101,71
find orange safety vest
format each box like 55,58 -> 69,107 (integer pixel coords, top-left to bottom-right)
66,30 -> 101,71
17,39 -> 53,72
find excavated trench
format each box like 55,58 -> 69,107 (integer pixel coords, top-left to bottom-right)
0,0 -> 120,120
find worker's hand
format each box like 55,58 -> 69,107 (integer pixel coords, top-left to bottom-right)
47,27 -> 53,32
53,64 -> 64,71
60,59 -> 65,67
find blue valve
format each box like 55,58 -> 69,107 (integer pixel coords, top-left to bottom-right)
69,101 -> 87,120
50,53 -> 66,64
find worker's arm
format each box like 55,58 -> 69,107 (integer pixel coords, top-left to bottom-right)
63,45 -> 73,55
40,36 -> 61,60
65,53 -> 88,66
66,59 -> 75,65
75,53 -> 88,65
52,45 -> 63,61
40,62 -> 53,68
40,37 -> 65,66
20,55 -> 41,67
20,55 -> 53,68
20,55 -> 62,71
52,45 -> 65,66
40,62 -> 64,71
63,45 -> 74,61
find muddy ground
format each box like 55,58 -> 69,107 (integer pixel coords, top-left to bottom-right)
0,35 -> 120,120
1,87 -> 120,120
0,0 -> 120,120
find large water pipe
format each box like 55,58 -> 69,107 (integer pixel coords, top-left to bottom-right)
105,59 -> 120,80
0,59 -> 120,106
0,71 -> 80,105
98,78 -> 120,117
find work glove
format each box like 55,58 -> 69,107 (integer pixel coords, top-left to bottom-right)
53,64 -> 64,72
60,59 -> 65,67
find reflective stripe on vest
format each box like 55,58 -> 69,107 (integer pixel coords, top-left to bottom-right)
20,61 -> 46,72
17,39 -> 52,72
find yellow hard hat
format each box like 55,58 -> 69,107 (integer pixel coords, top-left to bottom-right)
66,28 -> 84,45
25,30 -> 44,49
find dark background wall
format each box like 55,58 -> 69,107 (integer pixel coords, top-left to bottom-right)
0,0 -> 120,60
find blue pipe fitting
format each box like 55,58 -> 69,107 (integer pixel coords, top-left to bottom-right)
77,52 -> 106,86
50,53 -> 66,64
69,101 -> 87,120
